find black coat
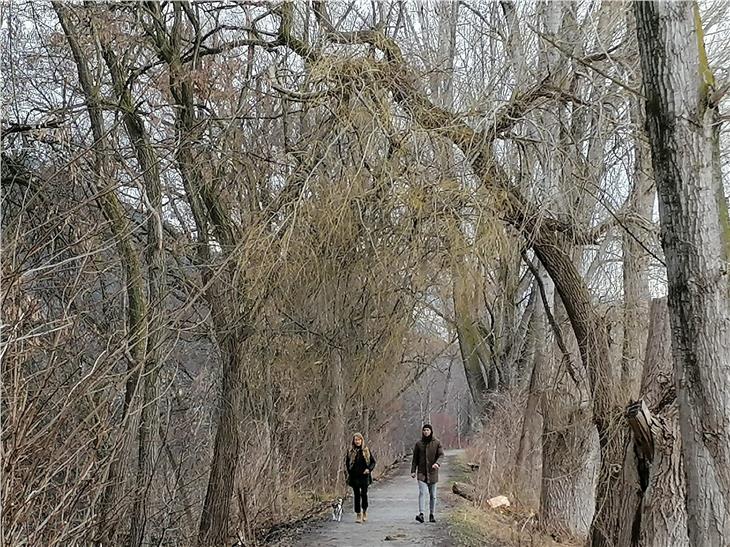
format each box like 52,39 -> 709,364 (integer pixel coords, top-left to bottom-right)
411,437 -> 444,484
345,447 -> 376,488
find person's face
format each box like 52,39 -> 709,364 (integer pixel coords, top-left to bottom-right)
354,436 -> 363,447
422,427 -> 432,438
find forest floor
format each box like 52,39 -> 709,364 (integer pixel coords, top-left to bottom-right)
268,449 -> 579,547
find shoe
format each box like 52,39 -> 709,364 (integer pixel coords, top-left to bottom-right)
362,511 -> 368,522
415,513 -> 424,523
429,514 -> 436,523
355,512 -> 362,523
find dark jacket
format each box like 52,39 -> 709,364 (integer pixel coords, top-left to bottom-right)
411,437 -> 444,484
345,447 -> 376,487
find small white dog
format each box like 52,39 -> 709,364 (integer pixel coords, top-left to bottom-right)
331,497 -> 343,522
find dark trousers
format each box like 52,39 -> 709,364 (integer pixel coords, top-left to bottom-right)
352,484 -> 369,513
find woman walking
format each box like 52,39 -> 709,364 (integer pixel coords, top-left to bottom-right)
345,432 -> 376,523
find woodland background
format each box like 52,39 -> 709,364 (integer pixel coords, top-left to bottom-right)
2,1 -> 729,546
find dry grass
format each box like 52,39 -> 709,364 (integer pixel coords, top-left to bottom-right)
448,446 -> 582,547
449,504 -> 581,547
463,392 -> 538,506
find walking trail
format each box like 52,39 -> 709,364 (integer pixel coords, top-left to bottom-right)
283,450 -> 464,546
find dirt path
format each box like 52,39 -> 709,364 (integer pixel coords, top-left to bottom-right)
279,450 -> 464,546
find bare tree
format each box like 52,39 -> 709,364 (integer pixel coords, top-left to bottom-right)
635,1 -> 730,543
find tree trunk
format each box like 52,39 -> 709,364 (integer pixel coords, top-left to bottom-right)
627,298 -> 688,546
140,6 -> 252,544
453,272 -> 489,416
96,35 -> 167,547
592,93 -> 655,547
639,299 -> 689,547
621,98 -> 654,402
514,282 -> 546,509
536,273 -> 597,541
197,337 -> 245,547
53,7 -> 149,541
541,391 -> 598,540
637,404 -> 687,546
635,3 -> 730,543
331,349 -> 346,490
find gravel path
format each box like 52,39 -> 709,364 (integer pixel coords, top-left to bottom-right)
280,450 -> 463,546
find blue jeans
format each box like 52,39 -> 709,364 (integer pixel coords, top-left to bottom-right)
418,480 -> 437,514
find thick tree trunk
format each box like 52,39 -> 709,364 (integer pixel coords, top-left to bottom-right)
638,404 -> 687,546
627,298 -> 688,546
197,337 -> 245,547
537,275 -> 597,541
453,272 -> 490,416
635,3 -> 730,543
541,392 -> 598,540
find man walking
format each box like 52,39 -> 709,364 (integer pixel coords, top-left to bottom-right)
410,423 -> 444,523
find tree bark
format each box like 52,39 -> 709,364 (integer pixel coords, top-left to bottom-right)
453,270 -> 490,417
541,292 -> 598,541
630,298 -> 689,546
621,98 -> 654,402
540,405 -> 598,540
635,2 -> 730,543
95,30 -> 167,547
197,337 -> 245,547
514,282 -> 546,509
53,6 -> 149,542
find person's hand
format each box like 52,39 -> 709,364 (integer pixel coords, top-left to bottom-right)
411,473 -> 416,478
432,463 -> 440,469
363,469 -> 370,475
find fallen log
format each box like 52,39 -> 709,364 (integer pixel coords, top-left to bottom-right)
452,481 -> 477,501
486,495 -> 511,509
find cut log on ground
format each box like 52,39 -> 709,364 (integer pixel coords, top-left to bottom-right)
487,495 -> 511,509
452,482 -> 476,501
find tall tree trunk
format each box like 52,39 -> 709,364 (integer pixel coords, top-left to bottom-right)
540,290 -> 598,541
635,3 -> 730,543
96,33 -> 167,547
627,298 -> 689,546
592,94 -> 656,547
331,348 -> 346,489
453,271 -> 490,417
514,282 -> 546,509
621,99 -> 654,402
141,5 -> 251,544
197,336 -> 245,547
53,6 -> 149,542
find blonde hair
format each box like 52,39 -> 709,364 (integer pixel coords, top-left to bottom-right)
349,432 -> 371,465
